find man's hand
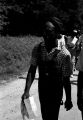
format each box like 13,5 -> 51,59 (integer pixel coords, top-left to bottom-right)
22,92 -> 30,101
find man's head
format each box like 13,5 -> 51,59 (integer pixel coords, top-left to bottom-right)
44,21 -> 55,40
43,17 -> 63,48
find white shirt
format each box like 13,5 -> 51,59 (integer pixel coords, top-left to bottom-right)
58,35 -> 65,50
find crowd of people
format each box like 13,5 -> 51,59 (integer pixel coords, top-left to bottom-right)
21,17 -> 83,120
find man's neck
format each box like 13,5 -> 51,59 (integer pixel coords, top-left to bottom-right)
45,43 -> 58,53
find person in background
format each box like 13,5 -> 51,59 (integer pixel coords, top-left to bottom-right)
66,35 -> 77,77
21,17 -> 73,120
58,35 -> 73,110
76,42 -> 83,120
75,34 -> 83,60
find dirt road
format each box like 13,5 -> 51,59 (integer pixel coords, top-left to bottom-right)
0,78 -> 25,120
0,70 -> 82,120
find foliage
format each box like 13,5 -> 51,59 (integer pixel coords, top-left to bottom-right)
0,0 -> 83,35
0,35 -> 42,76
77,0 -> 83,32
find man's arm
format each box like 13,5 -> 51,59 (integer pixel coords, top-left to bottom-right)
22,44 -> 39,100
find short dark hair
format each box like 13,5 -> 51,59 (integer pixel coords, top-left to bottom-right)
44,17 -> 64,34
45,21 -> 55,32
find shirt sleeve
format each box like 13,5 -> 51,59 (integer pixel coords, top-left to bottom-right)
62,55 -> 72,77
30,44 -> 39,67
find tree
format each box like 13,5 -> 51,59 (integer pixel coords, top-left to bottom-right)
0,0 -> 83,35
77,0 -> 83,32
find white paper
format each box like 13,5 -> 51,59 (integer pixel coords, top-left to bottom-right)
24,98 -> 36,119
29,96 -> 38,116
71,37 -> 78,45
24,95 -> 40,120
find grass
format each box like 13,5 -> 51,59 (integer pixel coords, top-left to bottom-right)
0,35 -> 42,80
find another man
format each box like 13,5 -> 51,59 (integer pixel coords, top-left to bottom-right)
22,17 -> 73,120
76,44 -> 83,120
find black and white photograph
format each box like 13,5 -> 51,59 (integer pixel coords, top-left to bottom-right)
0,0 -> 83,120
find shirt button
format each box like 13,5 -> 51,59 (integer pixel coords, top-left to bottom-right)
45,73 -> 48,76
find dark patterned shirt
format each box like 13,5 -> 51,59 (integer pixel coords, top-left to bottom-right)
29,41 -> 72,101
31,41 -> 72,77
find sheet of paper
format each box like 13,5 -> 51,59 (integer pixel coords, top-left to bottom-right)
71,37 -> 78,45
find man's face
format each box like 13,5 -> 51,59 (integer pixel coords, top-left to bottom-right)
44,22 -> 57,46
46,28 -> 55,39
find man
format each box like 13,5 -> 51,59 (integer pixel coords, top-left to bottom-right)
76,44 -> 83,120
22,17 -> 73,120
